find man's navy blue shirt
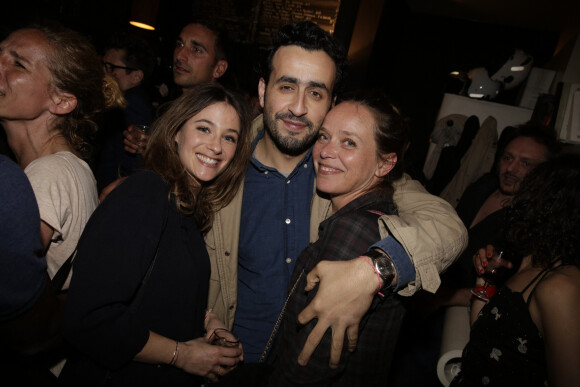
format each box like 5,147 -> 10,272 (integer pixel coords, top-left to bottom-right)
234,130 -> 315,362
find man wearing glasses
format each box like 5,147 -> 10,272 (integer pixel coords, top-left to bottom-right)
96,33 -> 155,194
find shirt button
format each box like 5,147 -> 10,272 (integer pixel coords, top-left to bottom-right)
303,164 -> 308,168
285,218 -> 291,224
286,258 -> 292,264
286,180 -> 290,184
264,171 -> 269,175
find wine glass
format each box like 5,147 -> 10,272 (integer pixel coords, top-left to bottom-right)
471,250 -> 507,302
200,329 -> 240,386
210,328 -> 240,347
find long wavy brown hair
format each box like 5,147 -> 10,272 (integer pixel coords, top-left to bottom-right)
143,83 -> 252,232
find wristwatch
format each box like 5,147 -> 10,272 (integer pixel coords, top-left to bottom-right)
365,249 -> 396,293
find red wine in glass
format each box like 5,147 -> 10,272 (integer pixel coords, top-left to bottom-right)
471,251 -> 507,302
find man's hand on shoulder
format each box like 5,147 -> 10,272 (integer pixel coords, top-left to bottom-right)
297,257 -> 378,368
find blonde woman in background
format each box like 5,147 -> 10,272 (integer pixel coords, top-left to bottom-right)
0,22 -> 124,288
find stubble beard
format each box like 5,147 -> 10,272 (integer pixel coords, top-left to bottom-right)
262,110 -> 318,157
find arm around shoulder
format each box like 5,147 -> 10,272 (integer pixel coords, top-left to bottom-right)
386,174 -> 467,294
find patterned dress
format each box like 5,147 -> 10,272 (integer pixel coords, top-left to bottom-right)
451,268 -> 556,386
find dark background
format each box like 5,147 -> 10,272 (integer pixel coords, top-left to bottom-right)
3,0 -> 575,175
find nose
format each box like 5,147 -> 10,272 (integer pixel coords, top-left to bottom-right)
288,93 -> 307,117
174,46 -> 186,63
319,141 -> 336,159
504,159 -> 518,173
208,136 -> 222,154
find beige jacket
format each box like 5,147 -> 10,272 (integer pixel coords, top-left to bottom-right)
205,117 -> 468,328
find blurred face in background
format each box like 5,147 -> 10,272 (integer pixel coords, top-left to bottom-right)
173,23 -> 227,88
102,48 -> 142,92
498,136 -> 549,195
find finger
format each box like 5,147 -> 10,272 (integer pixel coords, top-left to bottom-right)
218,356 -> 239,368
329,325 -> 345,369
206,372 -> 219,383
297,301 -> 317,325
473,249 -> 485,274
345,325 -> 359,352
303,267 -> 321,291
297,322 -> 327,366
486,244 -> 494,259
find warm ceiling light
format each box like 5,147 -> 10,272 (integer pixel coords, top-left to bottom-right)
129,0 -> 159,31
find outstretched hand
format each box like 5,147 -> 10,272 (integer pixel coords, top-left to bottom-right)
297,258 -> 377,368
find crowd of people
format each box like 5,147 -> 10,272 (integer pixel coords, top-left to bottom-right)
0,14 -> 578,387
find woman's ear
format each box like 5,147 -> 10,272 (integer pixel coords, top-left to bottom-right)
376,153 -> 397,178
49,92 -> 77,115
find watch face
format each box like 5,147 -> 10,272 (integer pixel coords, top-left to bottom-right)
376,258 -> 388,272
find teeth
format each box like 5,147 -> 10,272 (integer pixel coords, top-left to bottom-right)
320,166 -> 338,172
197,154 -> 217,165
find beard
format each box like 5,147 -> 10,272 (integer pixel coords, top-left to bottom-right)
263,111 -> 318,157
498,172 -> 520,196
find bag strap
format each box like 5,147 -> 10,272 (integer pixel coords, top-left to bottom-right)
51,248 -> 77,294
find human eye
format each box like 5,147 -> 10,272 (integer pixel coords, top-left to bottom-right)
310,90 -> 323,100
175,40 -> 184,49
317,133 -> 329,142
192,45 -> 204,54
343,138 -> 356,147
279,84 -> 294,92
197,126 -> 210,134
224,134 -> 238,144
502,154 -> 513,162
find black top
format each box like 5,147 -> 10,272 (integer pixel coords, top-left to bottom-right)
443,173 -> 508,288
61,171 -> 209,386
451,268 -> 553,387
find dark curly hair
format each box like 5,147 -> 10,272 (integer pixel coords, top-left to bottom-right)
505,154 -> 580,268
143,83 -> 252,232
261,20 -> 347,96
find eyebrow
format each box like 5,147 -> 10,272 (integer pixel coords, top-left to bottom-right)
275,75 -> 329,91
10,50 -> 31,65
194,118 -> 240,134
183,37 -> 208,52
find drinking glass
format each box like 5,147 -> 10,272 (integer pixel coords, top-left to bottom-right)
210,328 -> 240,347
200,329 -> 240,386
471,250 -> 508,302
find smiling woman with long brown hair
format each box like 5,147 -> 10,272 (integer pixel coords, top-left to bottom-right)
61,83 -> 253,386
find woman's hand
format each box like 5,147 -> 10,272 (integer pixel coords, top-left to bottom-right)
473,244 -> 513,276
175,337 -> 243,382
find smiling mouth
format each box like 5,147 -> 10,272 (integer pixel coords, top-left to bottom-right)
318,164 -> 340,174
197,153 -> 218,166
